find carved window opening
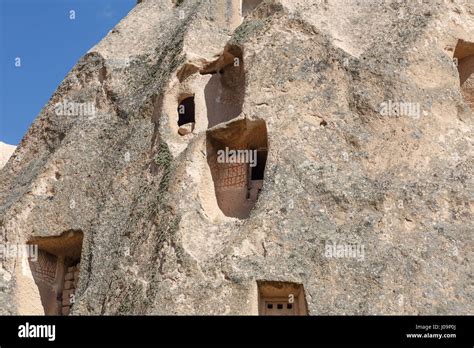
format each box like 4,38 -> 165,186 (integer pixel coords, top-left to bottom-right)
207,119 -> 268,219
257,281 -> 308,316
177,95 -> 195,136
27,230 -> 83,315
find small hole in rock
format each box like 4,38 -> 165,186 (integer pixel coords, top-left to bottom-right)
177,96 -> 195,136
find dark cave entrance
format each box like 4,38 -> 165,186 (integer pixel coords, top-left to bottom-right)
251,150 -> 267,181
177,96 -> 195,127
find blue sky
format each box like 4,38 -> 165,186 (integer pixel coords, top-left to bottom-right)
0,0 -> 135,145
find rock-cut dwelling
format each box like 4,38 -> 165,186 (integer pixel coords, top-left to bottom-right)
27,230 -> 83,315
207,119 -> 268,219
171,44 -> 245,136
257,281 -> 308,316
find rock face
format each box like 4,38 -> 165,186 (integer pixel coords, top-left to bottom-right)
0,142 -> 16,169
0,0 -> 473,315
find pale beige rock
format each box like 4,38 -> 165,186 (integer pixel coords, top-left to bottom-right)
178,122 -> 195,136
0,141 -> 15,169
0,0 -> 472,316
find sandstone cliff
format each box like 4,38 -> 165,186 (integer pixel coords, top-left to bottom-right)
0,0 -> 472,315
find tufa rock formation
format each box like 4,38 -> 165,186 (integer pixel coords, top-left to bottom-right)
0,0 -> 472,315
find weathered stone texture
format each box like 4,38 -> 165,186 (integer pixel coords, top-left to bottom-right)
0,0 -> 472,315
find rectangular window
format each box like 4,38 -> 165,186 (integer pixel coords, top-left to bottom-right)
257,281 -> 308,316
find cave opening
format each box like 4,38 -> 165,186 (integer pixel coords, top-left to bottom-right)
27,230 -> 83,316
454,39 -> 474,110
177,95 -> 196,135
207,119 -> 268,219
257,281 -> 308,316
251,150 -> 267,180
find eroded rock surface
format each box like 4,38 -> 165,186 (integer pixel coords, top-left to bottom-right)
0,0 -> 472,315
